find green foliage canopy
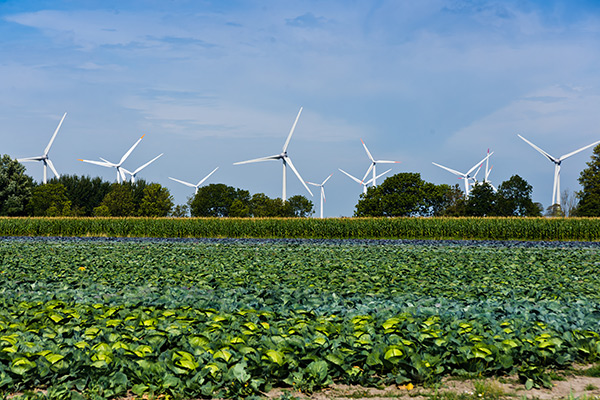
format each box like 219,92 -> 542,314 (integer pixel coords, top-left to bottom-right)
49,175 -> 111,216
0,155 -> 33,216
577,144 -> 600,216
354,172 -> 453,217
28,183 -> 72,216
139,183 -> 174,217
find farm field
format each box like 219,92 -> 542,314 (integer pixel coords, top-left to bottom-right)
1,238 -> 600,399
2,216 -> 600,241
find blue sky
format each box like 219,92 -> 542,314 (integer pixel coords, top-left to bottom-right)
2,0 -> 600,216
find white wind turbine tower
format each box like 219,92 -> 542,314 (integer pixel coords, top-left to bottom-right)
432,151 -> 493,197
122,153 -> 163,183
518,134 -> 600,207
234,107 -> 313,201
169,167 -> 219,194
339,168 -> 391,194
307,173 -> 333,218
78,134 -> 145,183
360,139 -> 401,187
18,112 -> 67,184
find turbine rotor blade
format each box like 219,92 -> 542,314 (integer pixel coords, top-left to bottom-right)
118,167 -> 128,182
17,156 -> 43,162
339,168 -> 361,184
98,157 -> 115,166
361,163 -> 374,183
234,154 -> 281,165
285,156 -> 313,196
197,167 -> 219,186
119,134 -> 145,166
559,140 -> 600,161
44,112 -> 67,156
132,153 -> 163,175
169,177 -> 197,188
360,139 -> 375,162
46,159 -> 60,178
466,152 -> 493,176
517,134 -> 558,163
322,173 -> 333,185
307,182 -> 320,187
282,107 -> 303,153
432,162 -> 465,178
79,159 -> 112,167
375,160 -> 401,164
375,168 -> 392,180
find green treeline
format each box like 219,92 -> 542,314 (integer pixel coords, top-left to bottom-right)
1,216 -> 600,241
4,143 -> 600,220
0,155 -> 313,218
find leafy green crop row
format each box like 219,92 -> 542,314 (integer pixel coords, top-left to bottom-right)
1,216 -> 600,240
1,239 -> 600,398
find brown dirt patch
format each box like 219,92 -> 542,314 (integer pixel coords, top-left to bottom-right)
265,372 -> 600,400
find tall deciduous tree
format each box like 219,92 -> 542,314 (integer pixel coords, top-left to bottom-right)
28,183 -> 72,216
465,182 -> 497,216
96,183 -> 136,216
189,184 -> 250,217
495,175 -> 541,216
139,183 -> 174,217
354,172 -> 452,217
49,175 -> 111,216
250,193 -> 283,217
576,144 -> 600,216
0,155 -> 33,216
284,195 -> 314,217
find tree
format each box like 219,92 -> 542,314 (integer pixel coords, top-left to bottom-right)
576,144 -> 600,216
189,184 -> 249,217
49,175 -> 112,216
171,204 -> 190,218
229,199 -> 251,217
438,184 -> 467,216
249,193 -> 281,217
284,195 -> 314,217
561,189 -> 579,217
495,175 -> 541,216
354,172 -> 452,217
139,184 -> 174,217
465,182 -> 497,216
28,183 -> 72,216
0,155 -> 33,216
97,183 -> 136,216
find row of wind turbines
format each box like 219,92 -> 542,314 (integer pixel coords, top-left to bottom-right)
15,109 -> 600,218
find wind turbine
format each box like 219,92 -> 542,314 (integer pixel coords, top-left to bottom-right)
470,149 -> 496,191
432,151 -> 493,197
518,134 -> 600,207
307,173 -> 333,218
169,167 -> 219,195
18,112 -> 67,184
360,139 -> 401,187
78,134 -> 145,183
339,168 -> 391,194
234,107 -> 313,201
122,153 -> 163,183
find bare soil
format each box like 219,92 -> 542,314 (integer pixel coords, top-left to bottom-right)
265,371 -> 600,400
8,370 -> 600,400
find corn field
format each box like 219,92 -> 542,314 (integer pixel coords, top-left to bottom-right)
1,217 -> 599,240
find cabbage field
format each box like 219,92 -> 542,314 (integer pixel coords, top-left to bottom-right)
1,237 -> 600,399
